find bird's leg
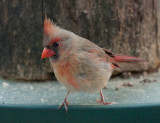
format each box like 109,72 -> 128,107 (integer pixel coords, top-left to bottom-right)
58,90 -> 70,112
96,90 -> 112,105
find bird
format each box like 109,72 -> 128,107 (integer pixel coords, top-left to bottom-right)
41,16 -> 142,112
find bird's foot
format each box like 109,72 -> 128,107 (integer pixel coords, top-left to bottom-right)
97,90 -> 112,105
58,99 -> 70,112
96,99 -> 112,105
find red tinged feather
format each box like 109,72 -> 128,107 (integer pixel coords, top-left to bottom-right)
48,37 -> 61,46
44,15 -> 54,36
113,55 -> 142,62
56,61 -> 79,89
103,48 -> 142,68
68,77 -> 79,89
111,64 -> 118,69
103,48 -> 114,57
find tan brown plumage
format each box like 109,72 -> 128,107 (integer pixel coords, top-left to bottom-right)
41,16 -> 142,112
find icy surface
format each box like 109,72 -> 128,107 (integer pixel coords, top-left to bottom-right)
0,73 -> 160,105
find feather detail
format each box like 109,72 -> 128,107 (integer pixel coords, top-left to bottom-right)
103,48 -> 142,69
108,57 -> 119,68
103,48 -> 115,57
113,55 -> 142,62
44,14 -> 58,36
44,16 -> 54,36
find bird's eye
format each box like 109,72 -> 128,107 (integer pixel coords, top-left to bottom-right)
53,42 -> 59,47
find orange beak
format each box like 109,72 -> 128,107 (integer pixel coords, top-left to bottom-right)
41,48 -> 56,59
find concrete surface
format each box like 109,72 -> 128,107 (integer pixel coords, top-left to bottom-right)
0,72 -> 160,106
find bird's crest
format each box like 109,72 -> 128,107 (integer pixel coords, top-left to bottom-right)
44,14 -> 56,36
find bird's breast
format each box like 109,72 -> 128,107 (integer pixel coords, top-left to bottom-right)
52,58 -> 81,91
51,54 -> 113,93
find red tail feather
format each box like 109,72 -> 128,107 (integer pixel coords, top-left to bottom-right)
114,55 -> 142,62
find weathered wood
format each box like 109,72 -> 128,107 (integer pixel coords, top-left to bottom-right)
0,0 -> 159,80
0,0 -> 53,80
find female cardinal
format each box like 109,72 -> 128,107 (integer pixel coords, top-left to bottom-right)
41,16 -> 141,112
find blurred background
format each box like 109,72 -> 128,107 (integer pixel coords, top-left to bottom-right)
0,0 -> 160,81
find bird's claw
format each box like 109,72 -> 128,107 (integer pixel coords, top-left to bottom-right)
58,99 -> 70,112
96,99 -> 112,105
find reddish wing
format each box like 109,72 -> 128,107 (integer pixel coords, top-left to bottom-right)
103,48 -> 142,68
103,48 -> 115,57
103,48 -> 119,68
